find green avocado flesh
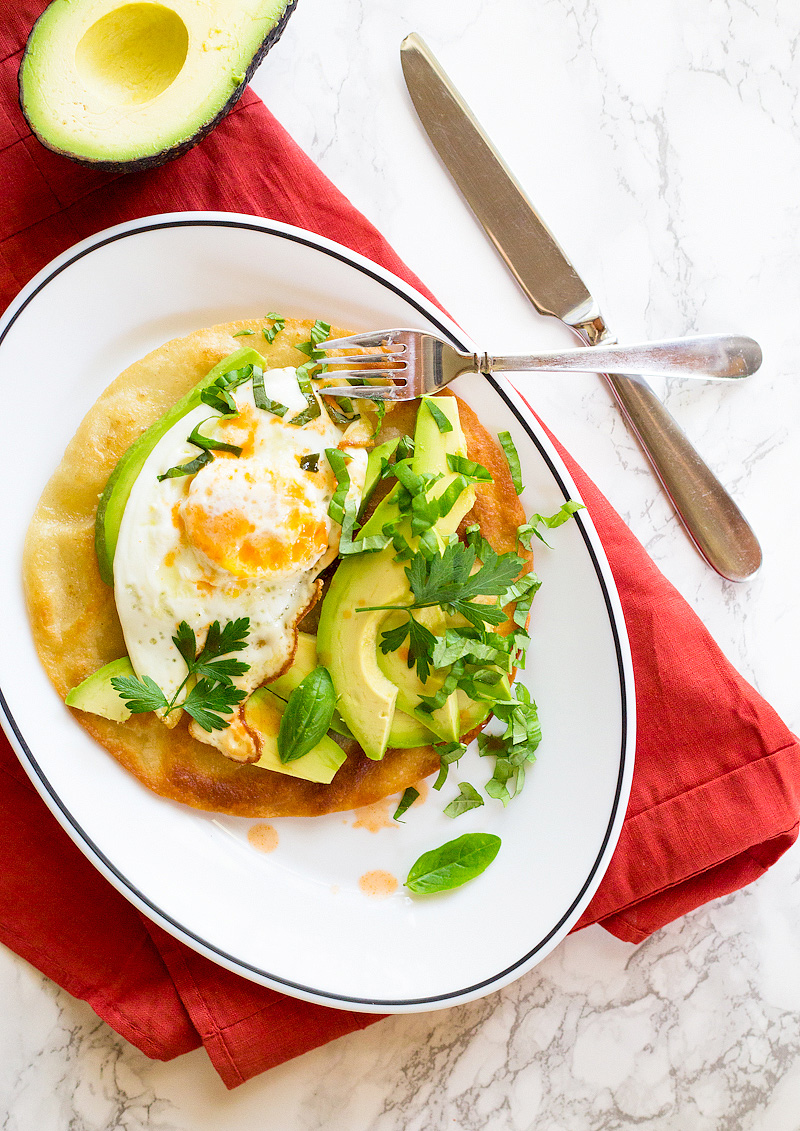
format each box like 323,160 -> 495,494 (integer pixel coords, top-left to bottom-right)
95,347 -> 262,585
269,631 -> 437,749
19,0 -> 296,169
317,397 -> 477,761
243,688 -> 346,784
65,657 -> 134,722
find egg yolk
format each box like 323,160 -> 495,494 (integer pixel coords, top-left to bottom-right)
180,459 -> 329,578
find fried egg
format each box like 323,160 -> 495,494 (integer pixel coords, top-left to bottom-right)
113,366 -> 367,759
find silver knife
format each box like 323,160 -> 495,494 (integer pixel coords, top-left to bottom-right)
400,32 -> 762,582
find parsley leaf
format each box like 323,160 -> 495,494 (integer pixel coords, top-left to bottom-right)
201,618 -> 250,659
113,619 -> 252,733
182,680 -> 247,732
110,674 -> 169,715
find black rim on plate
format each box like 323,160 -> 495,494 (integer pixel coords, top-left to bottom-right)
0,217 -> 630,1007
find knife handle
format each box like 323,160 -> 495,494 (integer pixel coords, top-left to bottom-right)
573,320 -> 762,582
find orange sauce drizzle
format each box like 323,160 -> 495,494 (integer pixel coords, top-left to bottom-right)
247,824 -> 279,853
359,870 -> 398,899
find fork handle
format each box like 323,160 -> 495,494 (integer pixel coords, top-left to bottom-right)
567,319 -> 762,582
482,334 -> 761,381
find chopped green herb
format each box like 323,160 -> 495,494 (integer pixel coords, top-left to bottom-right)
446,454 -> 493,482
200,384 -> 238,415
517,501 -> 585,549
289,361 -> 322,426
324,447 -> 351,525
425,399 -> 454,434
232,329 -> 255,337
443,782 -> 484,818
300,452 -> 320,473
393,787 -> 420,822
252,366 -> 289,417
262,312 -> 286,344
187,420 -> 242,456
498,431 -> 523,495
157,450 -> 213,481
405,833 -> 501,894
433,741 -> 467,791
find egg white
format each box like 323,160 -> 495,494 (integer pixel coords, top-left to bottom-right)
113,365 -> 367,749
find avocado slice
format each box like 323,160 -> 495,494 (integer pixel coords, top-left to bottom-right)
317,397 -> 475,760
65,657 -> 135,722
95,347 -> 263,585
19,0 -> 297,171
244,687 -> 346,784
376,608 -> 460,743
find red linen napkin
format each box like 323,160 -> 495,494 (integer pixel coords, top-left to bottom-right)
2,2 -> 799,1089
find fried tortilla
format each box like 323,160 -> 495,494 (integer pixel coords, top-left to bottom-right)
24,319 -> 530,817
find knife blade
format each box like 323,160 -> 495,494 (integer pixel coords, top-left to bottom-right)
400,32 -> 762,581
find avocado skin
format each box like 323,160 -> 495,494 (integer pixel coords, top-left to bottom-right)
18,0 -> 298,172
95,347 -> 263,585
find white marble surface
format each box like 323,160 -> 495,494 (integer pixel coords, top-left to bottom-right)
3,0 -> 800,1126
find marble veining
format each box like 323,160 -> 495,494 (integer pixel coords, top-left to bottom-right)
2,0 -> 800,1127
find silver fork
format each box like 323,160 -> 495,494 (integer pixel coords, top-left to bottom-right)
314,328 -> 762,401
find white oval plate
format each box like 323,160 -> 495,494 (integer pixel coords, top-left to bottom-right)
0,213 -> 634,1012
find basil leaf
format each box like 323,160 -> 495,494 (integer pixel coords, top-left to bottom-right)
393,787 -> 419,822
277,666 -> 336,763
157,450 -> 213,481
188,421 -> 242,456
406,833 -> 501,894
446,454 -> 493,482
498,430 -> 523,495
300,452 -> 320,472
425,399 -> 454,433
443,782 -> 485,818
251,366 -> 289,417
232,329 -> 255,337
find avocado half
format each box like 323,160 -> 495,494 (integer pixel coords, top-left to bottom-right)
19,0 -> 297,171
